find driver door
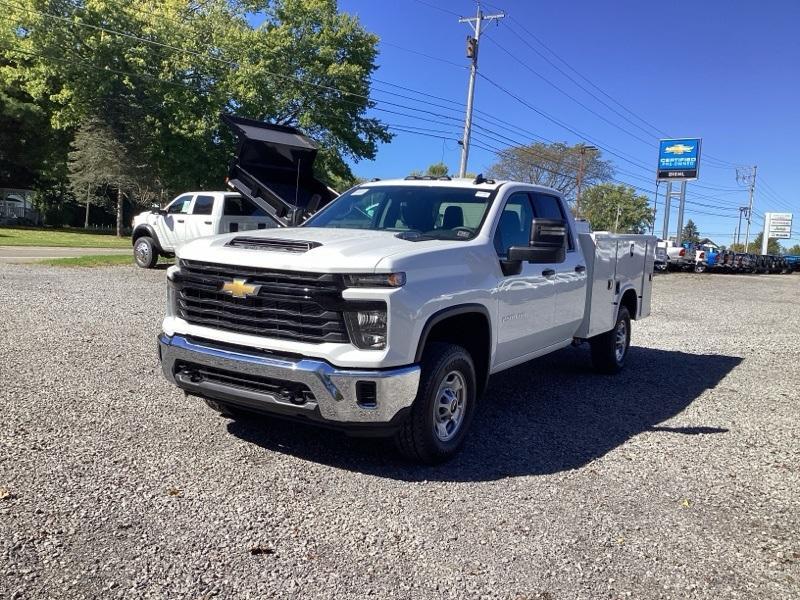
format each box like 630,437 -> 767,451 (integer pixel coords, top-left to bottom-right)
492,192 -> 558,366
158,194 -> 193,251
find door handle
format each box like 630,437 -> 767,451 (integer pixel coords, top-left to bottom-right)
204,221 -> 212,225
177,219 -> 185,223
575,265 -> 586,273
542,269 -> 556,277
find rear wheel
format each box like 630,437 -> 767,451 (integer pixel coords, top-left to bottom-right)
394,343 -> 476,464
133,236 -> 158,268
589,306 -> 631,374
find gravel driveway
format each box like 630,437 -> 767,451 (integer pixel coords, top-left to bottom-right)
1,265 -> 798,599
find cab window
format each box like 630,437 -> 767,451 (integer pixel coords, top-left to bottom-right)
192,195 -> 215,215
167,195 -> 193,214
493,192 -> 533,257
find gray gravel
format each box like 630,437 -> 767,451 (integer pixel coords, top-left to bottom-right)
1,264 -> 798,599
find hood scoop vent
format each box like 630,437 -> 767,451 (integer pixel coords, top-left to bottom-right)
226,237 -> 322,253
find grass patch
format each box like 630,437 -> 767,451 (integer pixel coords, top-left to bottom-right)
0,227 -> 130,248
37,254 -> 135,268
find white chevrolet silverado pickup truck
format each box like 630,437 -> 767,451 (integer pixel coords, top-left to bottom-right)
158,164 -> 656,462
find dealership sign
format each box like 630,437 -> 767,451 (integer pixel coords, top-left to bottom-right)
765,212 -> 793,239
657,138 -> 702,181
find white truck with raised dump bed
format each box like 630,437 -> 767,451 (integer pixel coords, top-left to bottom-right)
157,118 -> 656,463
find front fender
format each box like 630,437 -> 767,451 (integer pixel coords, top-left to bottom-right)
132,224 -> 163,253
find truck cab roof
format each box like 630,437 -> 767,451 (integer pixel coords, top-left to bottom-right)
355,177 -> 562,197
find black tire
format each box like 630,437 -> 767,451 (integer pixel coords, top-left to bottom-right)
589,306 -> 631,374
694,263 -> 706,273
133,236 -> 159,268
394,343 -> 477,464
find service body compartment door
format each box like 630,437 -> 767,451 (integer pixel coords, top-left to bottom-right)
575,234 -> 617,338
639,238 -> 656,318
615,236 -> 655,319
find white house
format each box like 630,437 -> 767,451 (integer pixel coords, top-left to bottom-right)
0,188 -> 38,224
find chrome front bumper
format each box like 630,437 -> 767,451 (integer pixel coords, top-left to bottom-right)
158,334 -> 420,425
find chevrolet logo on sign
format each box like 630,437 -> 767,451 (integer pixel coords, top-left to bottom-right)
664,143 -> 695,155
220,278 -> 261,299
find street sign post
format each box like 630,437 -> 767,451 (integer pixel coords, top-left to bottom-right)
657,138 -> 701,243
762,212 -> 793,254
657,138 -> 702,181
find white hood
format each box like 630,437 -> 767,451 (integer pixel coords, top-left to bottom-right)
177,226 -> 467,273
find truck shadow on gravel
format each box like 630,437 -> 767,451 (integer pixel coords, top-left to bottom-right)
226,347 -> 741,481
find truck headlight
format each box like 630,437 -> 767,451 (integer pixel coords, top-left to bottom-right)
344,273 -> 405,288
166,265 -> 181,316
344,308 -> 388,350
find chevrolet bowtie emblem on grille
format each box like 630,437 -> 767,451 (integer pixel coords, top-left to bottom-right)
220,278 -> 261,299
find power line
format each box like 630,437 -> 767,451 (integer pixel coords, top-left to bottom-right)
494,10 -> 743,168
476,72 -> 668,173
501,21 -> 665,142
380,40 -> 467,70
483,35 -> 655,148
408,0 -> 461,18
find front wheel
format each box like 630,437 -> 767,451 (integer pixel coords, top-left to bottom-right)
133,236 -> 159,268
394,343 -> 476,464
694,263 -> 706,273
589,306 -> 631,374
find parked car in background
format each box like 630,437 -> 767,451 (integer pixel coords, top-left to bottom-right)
655,243 -> 668,271
131,192 -> 279,268
132,116 -> 341,268
719,250 -> 737,272
663,240 -> 694,271
785,255 -> 800,272
693,248 -> 708,273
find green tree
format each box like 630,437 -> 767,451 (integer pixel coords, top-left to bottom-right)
410,162 -> 450,178
786,244 -> 800,255
0,81 -> 69,190
581,183 -> 653,233
487,142 -> 614,200
681,219 -> 700,244
729,234 -> 782,254
68,119 -> 136,235
750,232 -> 782,254
1,0 -> 389,196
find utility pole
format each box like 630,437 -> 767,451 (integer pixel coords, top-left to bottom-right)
739,165 -> 757,252
735,206 -> 748,246
458,4 -> 505,178
575,144 -> 597,218
614,203 -> 622,233
744,166 -> 757,252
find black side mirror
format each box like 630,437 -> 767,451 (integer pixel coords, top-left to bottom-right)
507,218 -> 567,264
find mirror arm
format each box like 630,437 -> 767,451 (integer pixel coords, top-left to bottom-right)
499,258 -> 522,277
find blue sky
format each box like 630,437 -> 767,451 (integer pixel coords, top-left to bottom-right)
333,0 -> 799,246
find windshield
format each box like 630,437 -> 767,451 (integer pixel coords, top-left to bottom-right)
303,185 -> 495,240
